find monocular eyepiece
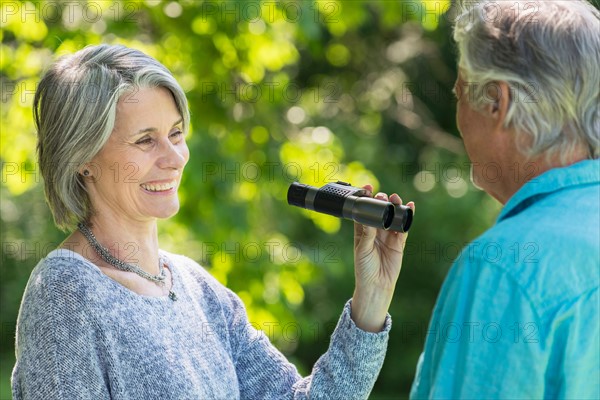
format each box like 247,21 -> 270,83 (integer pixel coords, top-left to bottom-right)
287,181 -> 413,233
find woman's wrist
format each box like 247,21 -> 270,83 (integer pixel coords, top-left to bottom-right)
350,287 -> 394,333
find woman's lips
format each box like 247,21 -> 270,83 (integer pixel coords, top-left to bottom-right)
140,180 -> 178,192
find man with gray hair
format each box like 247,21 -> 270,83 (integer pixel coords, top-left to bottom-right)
410,0 -> 599,397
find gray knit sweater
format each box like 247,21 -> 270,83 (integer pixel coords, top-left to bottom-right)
11,249 -> 391,399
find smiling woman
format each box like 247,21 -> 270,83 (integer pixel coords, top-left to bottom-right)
11,44 -> 415,399
33,45 -> 191,232
84,86 -> 189,222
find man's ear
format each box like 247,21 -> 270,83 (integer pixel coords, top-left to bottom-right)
486,81 -> 510,127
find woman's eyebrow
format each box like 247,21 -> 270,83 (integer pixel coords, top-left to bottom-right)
130,117 -> 183,137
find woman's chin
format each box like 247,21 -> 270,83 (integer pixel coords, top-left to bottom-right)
146,202 -> 180,220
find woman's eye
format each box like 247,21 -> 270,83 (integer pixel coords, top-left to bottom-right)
135,137 -> 153,145
170,130 -> 183,140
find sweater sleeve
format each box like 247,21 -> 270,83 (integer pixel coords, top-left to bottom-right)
11,261 -> 110,399
220,287 -> 391,400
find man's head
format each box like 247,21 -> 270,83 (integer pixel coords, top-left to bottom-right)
452,0 -> 599,202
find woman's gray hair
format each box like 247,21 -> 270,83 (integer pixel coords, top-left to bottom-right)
453,0 -> 599,163
34,44 -> 190,232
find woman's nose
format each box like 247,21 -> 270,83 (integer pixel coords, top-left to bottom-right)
157,139 -> 188,170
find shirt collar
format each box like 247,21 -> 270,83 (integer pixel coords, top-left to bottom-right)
497,159 -> 600,223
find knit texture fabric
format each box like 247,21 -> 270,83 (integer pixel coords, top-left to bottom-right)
12,249 -> 391,399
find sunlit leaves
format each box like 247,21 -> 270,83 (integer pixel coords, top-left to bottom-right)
1,2 -> 491,397
1,2 -> 48,42
325,43 -> 350,67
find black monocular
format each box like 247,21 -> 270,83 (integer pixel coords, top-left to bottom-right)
287,181 -> 413,233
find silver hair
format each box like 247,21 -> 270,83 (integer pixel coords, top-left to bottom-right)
453,0 -> 600,163
34,44 -> 190,232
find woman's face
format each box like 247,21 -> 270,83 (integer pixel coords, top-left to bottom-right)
86,86 -> 189,224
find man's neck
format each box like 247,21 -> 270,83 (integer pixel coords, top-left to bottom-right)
495,148 -> 591,204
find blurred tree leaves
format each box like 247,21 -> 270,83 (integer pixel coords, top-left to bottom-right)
1,1 -> 502,398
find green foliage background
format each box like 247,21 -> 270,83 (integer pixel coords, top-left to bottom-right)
1,1 -> 503,398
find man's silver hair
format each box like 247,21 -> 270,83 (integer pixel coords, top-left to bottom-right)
34,44 -> 190,232
453,0 -> 599,163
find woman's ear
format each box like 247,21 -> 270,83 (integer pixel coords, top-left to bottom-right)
79,163 -> 93,177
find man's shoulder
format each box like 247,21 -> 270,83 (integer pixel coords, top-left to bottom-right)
491,182 -> 599,266
456,207 -> 599,315
498,172 -> 599,242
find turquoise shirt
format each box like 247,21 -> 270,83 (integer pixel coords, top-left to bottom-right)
410,159 -> 600,399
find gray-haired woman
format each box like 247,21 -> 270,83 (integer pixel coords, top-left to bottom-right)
11,44 -> 414,399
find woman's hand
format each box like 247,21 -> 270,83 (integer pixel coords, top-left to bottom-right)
351,184 -> 415,332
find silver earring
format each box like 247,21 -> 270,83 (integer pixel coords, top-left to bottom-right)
83,170 -> 90,176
